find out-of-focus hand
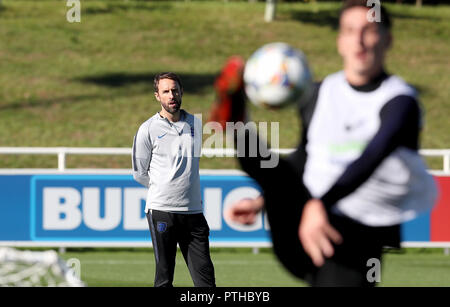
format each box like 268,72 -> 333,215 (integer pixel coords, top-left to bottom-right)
298,199 -> 343,267
224,196 -> 264,225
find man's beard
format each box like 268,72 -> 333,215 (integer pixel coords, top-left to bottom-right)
162,99 -> 181,114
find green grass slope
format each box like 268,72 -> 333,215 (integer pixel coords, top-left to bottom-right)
0,1 -> 449,169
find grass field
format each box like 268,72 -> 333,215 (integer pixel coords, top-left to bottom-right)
1,0 -> 450,288
58,247 -> 450,287
0,0 -> 449,169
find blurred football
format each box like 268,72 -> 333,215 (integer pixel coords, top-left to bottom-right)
243,42 -> 312,108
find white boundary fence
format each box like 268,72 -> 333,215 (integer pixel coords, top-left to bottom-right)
0,147 -> 449,174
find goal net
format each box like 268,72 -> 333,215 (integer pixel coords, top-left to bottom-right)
0,247 -> 85,287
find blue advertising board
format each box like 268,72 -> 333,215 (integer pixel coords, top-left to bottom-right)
0,172 -> 270,246
0,171 -> 438,246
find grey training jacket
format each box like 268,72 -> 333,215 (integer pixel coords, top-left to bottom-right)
132,110 -> 203,213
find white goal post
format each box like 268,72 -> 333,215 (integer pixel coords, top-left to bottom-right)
0,247 -> 85,287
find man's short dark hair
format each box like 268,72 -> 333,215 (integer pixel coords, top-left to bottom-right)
153,72 -> 183,94
339,0 -> 392,31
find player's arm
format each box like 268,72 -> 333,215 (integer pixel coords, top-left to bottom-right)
132,123 -> 152,188
320,95 -> 421,208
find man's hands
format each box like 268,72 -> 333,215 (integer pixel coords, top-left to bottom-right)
224,196 -> 264,225
298,199 -> 343,267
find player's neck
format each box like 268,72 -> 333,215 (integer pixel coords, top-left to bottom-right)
345,66 -> 385,87
345,68 -> 388,91
160,109 -> 181,122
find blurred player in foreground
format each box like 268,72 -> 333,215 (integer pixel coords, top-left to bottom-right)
133,72 -> 215,287
209,0 -> 437,286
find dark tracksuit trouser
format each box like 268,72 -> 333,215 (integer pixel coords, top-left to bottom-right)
146,209 -> 216,287
237,131 -> 400,287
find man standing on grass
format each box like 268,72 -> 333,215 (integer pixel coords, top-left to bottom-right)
132,72 -> 215,287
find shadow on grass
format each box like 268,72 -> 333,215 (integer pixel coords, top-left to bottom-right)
288,7 -> 442,30
0,94 -> 95,111
1,71 -> 426,111
77,72 -> 216,94
83,2 -> 172,15
289,8 -> 340,30
0,72 -> 216,110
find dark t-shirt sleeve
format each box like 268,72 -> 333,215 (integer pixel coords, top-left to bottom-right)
320,95 -> 421,209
